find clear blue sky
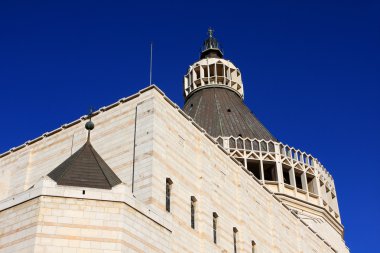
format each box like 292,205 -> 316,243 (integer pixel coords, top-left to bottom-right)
1,1 -> 379,251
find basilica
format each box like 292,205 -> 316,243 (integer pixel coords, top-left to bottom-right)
0,30 -> 349,253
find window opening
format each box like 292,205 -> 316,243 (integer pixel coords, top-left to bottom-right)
195,66 -> 200,80
202,65 -> 209,77
260,142 -> 267,152
233,227 -> 238,253
217,64 -> 223,76
245,139 -> 252,150
237,138 -> 244,149
251,240 -> 256,253
283,165 -> 291,185
252,140 -> 259,151
166,178 -> 173,212
213,212 -> 218,244
294,170 -> 304,190
268,142 -> 275,152
191,196 -> 196,229
263,162 -> 277,181
247,160 -> 261,179
307,173 -> 316,193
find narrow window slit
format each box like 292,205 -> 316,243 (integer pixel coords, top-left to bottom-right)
213,212 -> 218,244
166,178 -> 173,212
233,227 -> 238,253
191,196 -> 197,229
251,240 -> 256,253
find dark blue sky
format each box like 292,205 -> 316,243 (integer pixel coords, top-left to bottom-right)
1,1 -> 379,251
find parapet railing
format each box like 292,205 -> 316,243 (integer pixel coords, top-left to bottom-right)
216,136 -> 334,186
215,136 -> 340,220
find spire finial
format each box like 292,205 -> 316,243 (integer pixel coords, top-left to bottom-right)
85,108 -> 95,141
201,28 -> 223,59
208,27 -> 214,38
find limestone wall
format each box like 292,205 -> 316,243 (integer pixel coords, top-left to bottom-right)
0,195 -> 171,253
0,198 -> 40,253
0,89 -> 156,204
149,89 -> 348,253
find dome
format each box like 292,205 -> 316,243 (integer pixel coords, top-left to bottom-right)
183,87 -> 276,141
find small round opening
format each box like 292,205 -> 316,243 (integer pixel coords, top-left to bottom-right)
227,109 -> 231,112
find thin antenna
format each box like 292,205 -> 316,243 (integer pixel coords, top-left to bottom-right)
150,42 -> 153,85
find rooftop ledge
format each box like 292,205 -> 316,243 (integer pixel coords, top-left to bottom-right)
0,176 -> 173,233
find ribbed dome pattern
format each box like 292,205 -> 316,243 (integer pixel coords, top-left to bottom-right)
183,87 -> 276,141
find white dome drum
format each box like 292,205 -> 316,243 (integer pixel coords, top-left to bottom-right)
184,58 -> 244,99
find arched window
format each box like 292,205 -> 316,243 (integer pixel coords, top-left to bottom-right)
191,196 -> 197,229
166,178 -> 173,212
213,212 -> 218,244
233,227 -> 238,253
251,240 -> 256,253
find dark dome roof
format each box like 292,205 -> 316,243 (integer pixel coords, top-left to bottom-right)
48,141 -> 121,189
183,87 -> 277,141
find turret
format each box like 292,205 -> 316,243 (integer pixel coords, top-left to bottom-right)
183,29 -> 275,141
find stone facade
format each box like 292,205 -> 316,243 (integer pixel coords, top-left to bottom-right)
0,86 -> 349,252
